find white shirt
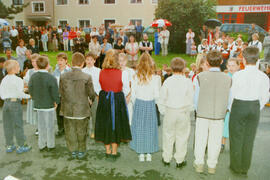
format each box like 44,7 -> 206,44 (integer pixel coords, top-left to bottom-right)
159,30 -> 170,44
230,65 -> 270,110
24,69 -> 37,85
88,41 -> 101,57
10,29 -> 18,37
90,31 -> 99,37
248,40 -> 263,52
82,66 -> 101,95
158,74 -> 194,114
139,41 -> 153,52
0,75 -> 30,100
131,74 -> 161,103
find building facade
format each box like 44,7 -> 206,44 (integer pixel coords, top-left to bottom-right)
3,0 -> 158,28
216,0 -> 270,31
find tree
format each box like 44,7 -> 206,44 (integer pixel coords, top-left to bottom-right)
155,0 -> 216,53
0,1 -> 29,19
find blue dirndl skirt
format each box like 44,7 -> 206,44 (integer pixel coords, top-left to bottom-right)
130,99 -> 159,154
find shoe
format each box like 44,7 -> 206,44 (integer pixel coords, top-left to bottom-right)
139,154 -> 145,162
105,153 -> 111,158
193,163 -> 204,173
162,158 -> 170,166
71,151 -> 77,158
35,130 -> 39,136
176,161 -> 187,169
77,152 -> 86,159
39,147 -> 47,152
220,144 -> 225,153
6,145 -> 16,153
16,145 -> 31,154
208,167 -> 216,174
146,154 -> 152,162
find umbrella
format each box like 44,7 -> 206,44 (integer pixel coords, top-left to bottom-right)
143,26 -> 155,33
204,19 -> 222,28
151,19 -> 172,28
0,19 -> 9,26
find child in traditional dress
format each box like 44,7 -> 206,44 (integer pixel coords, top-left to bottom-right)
82,52 -> 101,139
29,56 -> 60,151
0,60 -> 31,154
118,53 -> 135,125
229,47 -> 269,176
60,52 -> 95,159
189,63 -> 196,78
191,42 -> 197,57
53,53 -> 71,137
221,58 -> 240,152
95,49 -> 131,161
193,50 -> 232,174
24,54 -> 39,135
158,58 -> 194,168
130,52 -> 161,162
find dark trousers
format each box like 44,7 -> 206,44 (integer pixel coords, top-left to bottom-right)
229,99 -> 260,173
64,117 -> 89,152
56,102 -> 64,132
3,100 -> 25,146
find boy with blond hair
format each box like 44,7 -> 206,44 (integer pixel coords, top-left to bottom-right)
0,60 -> 31,154
29,56 -> 60,151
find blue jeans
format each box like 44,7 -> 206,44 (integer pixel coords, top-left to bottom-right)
3,99 -> 25,146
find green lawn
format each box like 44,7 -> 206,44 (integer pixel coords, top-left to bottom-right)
0,51 -> 196,70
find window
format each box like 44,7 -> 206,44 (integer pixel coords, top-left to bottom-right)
57,0 -> 67,5
104,0 -> 115,4
130,0 -> 142,3
218,13 -> 237,24
15,21 -> 23,27
79,0 -> 89,4
32,2 -> 45,13
79,20 -> 90,28
104,19 -> 115,29
13,0 -> 23,5
59,20 -> 68,28
130,19 -> 142,26
152,0 -> 158,3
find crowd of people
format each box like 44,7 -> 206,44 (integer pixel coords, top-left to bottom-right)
0,21 -> 270,178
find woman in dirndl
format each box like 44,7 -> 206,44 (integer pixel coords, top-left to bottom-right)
186,28 -> 195,55
95,49 -> 132,161
130,52 -> 161,162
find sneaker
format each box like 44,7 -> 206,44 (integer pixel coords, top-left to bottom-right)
208,167 -> 216,174
6,145 -> 16,153
71,151 -> 77,158
139,154 -> 145,162
16,145 -> 31,154
193,163 -> 204,173
146,154 -> 152,162
77,152 -> 86,159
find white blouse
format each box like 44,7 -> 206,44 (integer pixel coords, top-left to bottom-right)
131,74 -> 161,103
186,32 -> 195,43
89,41 -> 101,57
125,42 -> 139,61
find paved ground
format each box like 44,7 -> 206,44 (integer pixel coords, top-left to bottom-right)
0,106 -> 270,180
